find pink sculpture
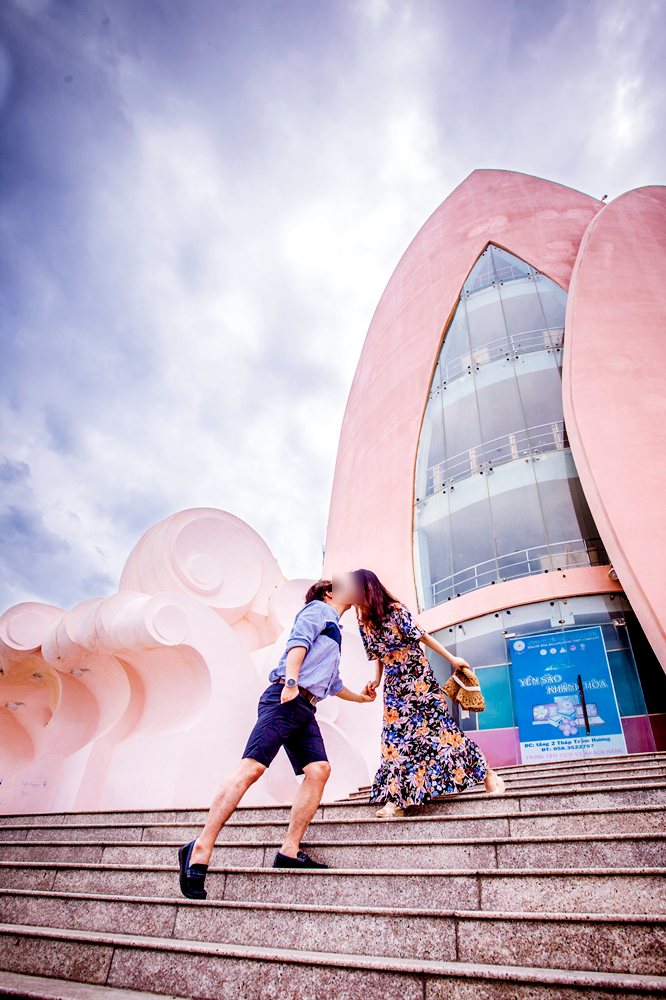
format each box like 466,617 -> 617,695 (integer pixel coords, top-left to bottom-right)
0,509 -> 382,815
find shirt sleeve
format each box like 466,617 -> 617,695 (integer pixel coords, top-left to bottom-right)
395,603 -> 426,644
284,603 -> 326,653
326,666 -> 344,698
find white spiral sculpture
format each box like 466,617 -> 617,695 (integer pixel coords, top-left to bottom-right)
0,508 -> 380,814
120,508 -> 284,627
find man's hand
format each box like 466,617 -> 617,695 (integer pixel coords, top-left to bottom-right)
281,683 -> 300,704
336,685 -> 376,703
361,682 -> 377,700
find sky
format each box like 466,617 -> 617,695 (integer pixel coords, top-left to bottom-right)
1,0 -> 665,612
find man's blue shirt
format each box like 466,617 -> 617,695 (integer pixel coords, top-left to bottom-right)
269,600 -> 344,702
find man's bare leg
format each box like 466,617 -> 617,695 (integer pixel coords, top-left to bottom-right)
279,760 -> 331,858
190,758 -> 266,866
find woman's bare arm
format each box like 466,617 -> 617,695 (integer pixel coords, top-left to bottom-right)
421,632 -> 469,668
365,658 -> 383,692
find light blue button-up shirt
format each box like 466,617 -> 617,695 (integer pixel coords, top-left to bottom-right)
269,600 -> 344,702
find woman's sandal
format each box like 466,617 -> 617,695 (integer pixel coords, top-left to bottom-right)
375,802 -> 405,818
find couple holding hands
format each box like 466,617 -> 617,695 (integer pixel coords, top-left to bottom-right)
179,569 -> 504,899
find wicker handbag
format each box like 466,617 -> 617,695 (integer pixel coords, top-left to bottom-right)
442,666 -> 485,712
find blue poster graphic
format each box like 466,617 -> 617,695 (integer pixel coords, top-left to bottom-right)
509,626 -> 627,765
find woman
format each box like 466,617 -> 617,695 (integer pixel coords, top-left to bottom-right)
335,569 -> 505,817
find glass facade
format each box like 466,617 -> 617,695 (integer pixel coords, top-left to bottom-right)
426,593 -> 665,748
414,244 -> 607,611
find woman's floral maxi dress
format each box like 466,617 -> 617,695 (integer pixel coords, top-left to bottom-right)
359,603 -> 488,808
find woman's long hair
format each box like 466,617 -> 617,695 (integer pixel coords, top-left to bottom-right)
353,569 -> 399,629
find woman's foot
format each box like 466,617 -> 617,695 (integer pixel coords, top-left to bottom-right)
375,802 -> 405,818
484,770 -> 506,796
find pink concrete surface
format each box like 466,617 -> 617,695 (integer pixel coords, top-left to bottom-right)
563,186 -> 666,672
417,565 -> 620,634
323,169 -> 602,619
620,715 -> 657,755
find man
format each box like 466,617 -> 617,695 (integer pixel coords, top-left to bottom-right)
178,578 -> 375,899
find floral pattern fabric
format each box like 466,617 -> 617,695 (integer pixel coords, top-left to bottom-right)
358,603 -> 488,808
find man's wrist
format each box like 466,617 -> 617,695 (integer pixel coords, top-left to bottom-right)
285,678 -> 297,688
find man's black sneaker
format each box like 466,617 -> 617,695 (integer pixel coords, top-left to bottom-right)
273,850 -> 329,869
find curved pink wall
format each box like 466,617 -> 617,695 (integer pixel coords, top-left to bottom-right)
324,169 -> 602,622
563,186 -> 666,671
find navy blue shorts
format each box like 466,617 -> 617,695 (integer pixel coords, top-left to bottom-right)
242,684 -> 328,775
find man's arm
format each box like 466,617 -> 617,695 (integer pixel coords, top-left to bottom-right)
336,686 -> 376,703
281,645 -> 307,703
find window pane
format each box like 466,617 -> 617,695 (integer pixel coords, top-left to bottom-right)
465,287 -> 509,354
476,376 -> 525,463
500,280 -> 548,346
477,665 -> 515,730
455,630 -> 507,668
537,476 -> 598,551
534,275 -> 567,331
491,245 -> 533,282
490,483 -> 548,569
439,304 -> 471,383
516,366 -> 563,429
608,649 -> 649,717
450,496 -> 496,593
414,495 -> 453,606
440,393 -> 483,480
416,392 -> 445,499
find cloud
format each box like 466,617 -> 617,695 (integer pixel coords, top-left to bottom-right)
0,456 -> 115,609
0,0 -> 665,609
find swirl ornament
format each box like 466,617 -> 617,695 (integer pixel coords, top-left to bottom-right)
119,508 -> 284,626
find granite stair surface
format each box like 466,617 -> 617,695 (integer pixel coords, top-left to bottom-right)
0,752 -> 664,999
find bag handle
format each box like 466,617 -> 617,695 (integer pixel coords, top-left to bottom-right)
451,676 -> 481,692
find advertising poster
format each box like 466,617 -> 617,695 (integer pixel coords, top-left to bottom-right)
509,626 -> 627,765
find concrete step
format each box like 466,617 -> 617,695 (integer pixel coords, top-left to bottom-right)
338,755 -> 666,800
0,924 -> 664,999
0,970 -> 191,1000
3,775 -> 666,831
1,888 -> 664,974
327,780 -> 666,817
496,750 -> 665,769
347,773 -> 666,806
0,803 -> 662,845
487,766 -> 666,790
2,831 -> 664,871
2,862 -> 664,913
495,760 -> 666,783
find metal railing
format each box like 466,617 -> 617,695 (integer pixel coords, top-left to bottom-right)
466,258 -> 534,292
429,538 -> 607,605
434,327 -> 564,386
421,420 -> 568,498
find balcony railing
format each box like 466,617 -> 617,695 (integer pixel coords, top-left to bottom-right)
429,537 -> 607,606
434,327 -> 564,387
420,420 -> 569,499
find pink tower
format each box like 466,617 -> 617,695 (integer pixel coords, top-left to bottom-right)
324,169 -> 666,767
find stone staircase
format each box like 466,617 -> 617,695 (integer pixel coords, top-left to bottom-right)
0,751 -> 664,999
